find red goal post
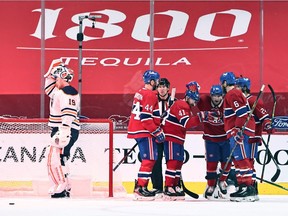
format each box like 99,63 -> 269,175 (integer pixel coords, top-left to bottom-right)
0,118 -> 115,197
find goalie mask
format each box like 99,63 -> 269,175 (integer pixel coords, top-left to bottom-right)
51,66 -> 74,83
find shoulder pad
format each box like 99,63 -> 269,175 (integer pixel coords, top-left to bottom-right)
62,86 -> 78,95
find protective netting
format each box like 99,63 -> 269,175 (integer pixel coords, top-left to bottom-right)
0,119 -> 111,134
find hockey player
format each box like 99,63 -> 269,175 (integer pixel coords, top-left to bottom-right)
220,72 -> 256,202
235,77 -> 274,200
161,83 -> 217,200
151,78 -> 174,198
192,84 -> 231,200
44,60 -> 80,198
127,70 -> 165,201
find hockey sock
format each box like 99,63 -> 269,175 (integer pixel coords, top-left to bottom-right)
138,159 -> 156,187
165,160 -> 178,187
206,161 -> 218,186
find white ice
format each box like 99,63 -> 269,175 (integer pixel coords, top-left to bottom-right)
1,195 -> 288,216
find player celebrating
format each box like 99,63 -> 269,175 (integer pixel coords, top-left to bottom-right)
235,77 -> 274,200
127,70 -> 164,201
220,72 -> 256,202
191,83 -> 231,200
161,84 -> 203,200
44,60 -> 80,198
151,78 -> 174,198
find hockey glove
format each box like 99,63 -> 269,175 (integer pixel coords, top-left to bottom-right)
263,119 -> 275,134
44,59 -> 64,78
151,127 -> 165,143
197,111 -> 221,123
231,127 -> 244,145
248,137 -> 262,145
52,126 -> 71,148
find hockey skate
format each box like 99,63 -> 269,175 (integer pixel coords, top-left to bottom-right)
151,189 -> 164,199
174,186 -> 185,201
230,184 -> 256,202
217,181 -> 229,199
133,180 -> 155,201
218,181 -> 227,194
204,186 -> 218,200
163,186 -> 178,201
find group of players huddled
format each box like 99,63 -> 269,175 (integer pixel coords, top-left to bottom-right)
127,70 -> 274,202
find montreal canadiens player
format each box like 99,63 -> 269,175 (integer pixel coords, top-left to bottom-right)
127,70 -> 165,201
220,72 -> 256,202
191,83 -> 232,200
235,76 -> 274,201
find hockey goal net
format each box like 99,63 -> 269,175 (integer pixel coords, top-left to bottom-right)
0,118 -> 124,197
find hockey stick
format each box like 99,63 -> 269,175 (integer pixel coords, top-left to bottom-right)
113,143 -> 138,171
218,84 -> 265,180
261,137 -> 281,182
170,87 -> 176,101
180,175 -> 199,199
260,84 -> 277,182
256,176 -> 288,191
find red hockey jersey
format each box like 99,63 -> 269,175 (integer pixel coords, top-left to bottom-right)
162,99 -> 200,144
247,95 -> 269,139
127,88 -> 159,139
197,95 -> 227,142
223,88 -> 255,137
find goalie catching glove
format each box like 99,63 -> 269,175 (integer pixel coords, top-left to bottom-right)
51,126 -> 71,148
151,127 -> 165,143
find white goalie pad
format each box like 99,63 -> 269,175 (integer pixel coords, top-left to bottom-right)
47,146 -> 69,194
51,126 -> 71,148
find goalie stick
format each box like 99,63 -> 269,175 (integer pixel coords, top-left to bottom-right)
113,143 -> 138,171
218,84 -> 265,181
260,84 -> 277,182
256,176 -> 288,191
261,137 -> 281,182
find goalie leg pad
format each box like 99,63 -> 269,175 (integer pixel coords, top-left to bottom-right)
47,146 -> 67,194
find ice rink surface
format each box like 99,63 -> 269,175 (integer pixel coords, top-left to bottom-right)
1,195 -> 288,216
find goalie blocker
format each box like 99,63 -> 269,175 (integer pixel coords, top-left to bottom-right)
51,125 -> 72,148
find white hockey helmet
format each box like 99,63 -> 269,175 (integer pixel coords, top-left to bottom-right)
51,65 -> 74,83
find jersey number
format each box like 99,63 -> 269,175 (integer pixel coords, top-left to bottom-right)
69,99 -> 76,106
132,102 -> 141,120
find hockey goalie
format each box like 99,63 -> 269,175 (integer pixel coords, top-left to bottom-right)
44,59 -> 80,198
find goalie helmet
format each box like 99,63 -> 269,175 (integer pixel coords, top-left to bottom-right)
185,89 -> 200,102
220,72 -> 236,85
210,85 -> 223,96
143,70 -> 160,84
235,77 -> 251,90
51,65 -> 74,83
